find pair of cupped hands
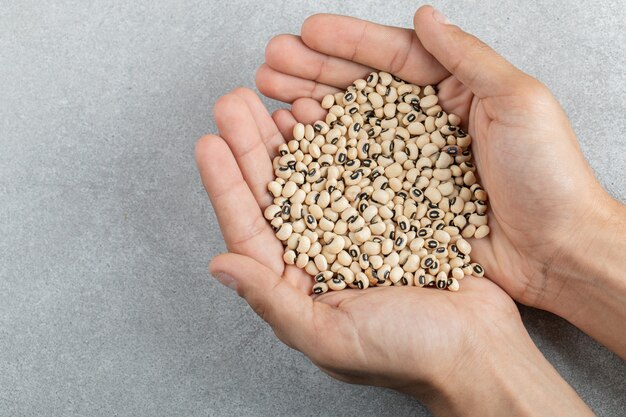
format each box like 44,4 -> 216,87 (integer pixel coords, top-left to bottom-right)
197,6 -> 625,416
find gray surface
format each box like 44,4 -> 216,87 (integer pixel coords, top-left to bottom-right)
1,0 -> 625,415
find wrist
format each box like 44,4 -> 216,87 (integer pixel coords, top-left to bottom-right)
541,195 -> 626,357
405,321 -> 593,416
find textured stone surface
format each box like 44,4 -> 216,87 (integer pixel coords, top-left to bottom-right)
0,1 -> 624,415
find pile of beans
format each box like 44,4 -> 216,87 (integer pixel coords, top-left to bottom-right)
264,71 -> 488,294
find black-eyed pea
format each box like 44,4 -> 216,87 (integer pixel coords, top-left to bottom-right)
283,249 -> 296,265
292,219 -> 306,233
409,237 -> 425,251
275,223 -> 293,241
336,250 -> 351,267
312,281 -> 329,294
462,202 -> 476,215
471,263 -> 485,277
400,272 -> 413,286
362,241 -> 381,256
348,216 -> 365,232
449,197 -> 464,214
474,188 -> 488,201
314,271 -> 332,284
321,94 -> 335,109
415,268 -> 427,287
469,213 -> 488,226
290,203 -> 303,220
381,238 -> 394,255
403,254 -> 420,272
324,234 -> 344,254
433,168 -> 452,182
354,227 -> 372,244
420,94 -> 438,109
455,238 -> 472,255
451,267 -> 464,280
367,254 -> 382,269
317,190 -> 331,208
424,187 -> 442,204
378,264 -> 391,282
358,253 -> 370,269
457,186 -> 471,201
275,166 -> 292,180
354,272 -> 369,289
399,245 -> 411,261
474,224 -> 490,239
369,220 -> 387,236
384,251 -> 400,268
270,217 -> 283,230
343,243 -> 358,260
428,259 -> 440,275
424,116 -> 436,132
427,208 -> 444,220
296,253 -> 309,268
263,204 -> 281,221
421,254 -> 437,269
307,241 -> 322,258
447,278 -> 460,292
449,257 -> 464,269
433,229 -> 451,244
336,267 -> 355,284
325,278 -> 344,291
389,266 -> 403,283
318,216 -> 334,232
388,177 -> 403,192
425,273 -> 436,287
475,200 -> 488,215
304,214 -> 318,230
314,254 -> 328,271
421,143 -> 439,157
333,219 -> 348,235
438,197 -> 450,212
436,271 -> 448,289
296,235 -> 311,254
434,247 -> 448,259
456,133 -> 472,147
443,226 -> 460,237
437,181 -> 455,197
463,171 -> 477,186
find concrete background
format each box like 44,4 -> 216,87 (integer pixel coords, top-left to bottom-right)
1,0 -> 625,415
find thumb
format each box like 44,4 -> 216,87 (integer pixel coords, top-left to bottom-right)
210,252 -> 321,352
414,5 -> 530,98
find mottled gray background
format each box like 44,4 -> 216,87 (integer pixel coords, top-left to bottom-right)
1,0 -> 625,416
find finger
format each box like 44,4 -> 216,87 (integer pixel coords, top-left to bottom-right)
291,97 -> 327,125
210,253 -> 342,355
301,14 -> 448,86
414,6 -> 530,98
265,34 -> 373,89
272,108 -> 298,140
213,92 -> 274,208
231,87 -> 285,158
196,135 -> 284,275
256,63 -> 341,103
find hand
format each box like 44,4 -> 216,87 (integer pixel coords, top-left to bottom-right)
195,87 -> 593,416
255,6 -> 626,356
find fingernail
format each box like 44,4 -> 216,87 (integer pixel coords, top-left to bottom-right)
432,7 -> 452,25
213,272 -> 238,291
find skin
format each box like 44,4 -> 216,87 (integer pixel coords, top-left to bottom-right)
196,5 -> 625,416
